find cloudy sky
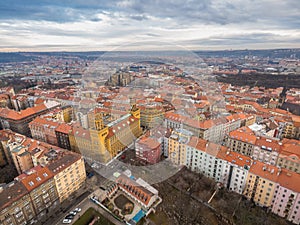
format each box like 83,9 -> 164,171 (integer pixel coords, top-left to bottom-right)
0,0 -> 299,51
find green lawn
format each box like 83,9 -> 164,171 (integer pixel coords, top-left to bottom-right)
73,207 -> 115,225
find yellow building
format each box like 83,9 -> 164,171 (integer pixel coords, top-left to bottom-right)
244,161 -> 278,207
69,105 -> 142,163
281,122 -> 300,139
105,104 -> 142,157
62,105 -> 74,123
47,150 -> 86,202
139,103 -> 165,129
168,129 -> 192,165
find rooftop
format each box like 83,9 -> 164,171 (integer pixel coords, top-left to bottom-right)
0,181 -> 28,211
16,165 -> 54,192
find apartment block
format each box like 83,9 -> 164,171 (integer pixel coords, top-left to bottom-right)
217,149 -> 251,194
168,129 -> 192,165
277,139 -> 300,173
244,162 -> 278,207
0,100 -> 60,136
272,170 -> 300,224
135,136 -> 161,164
16,165 -> 59,218
185,137 -> 220,179
29,117 -> 60,146
0,182 -> 35,225
225,126 -> 256,156
47,150 -> 86,202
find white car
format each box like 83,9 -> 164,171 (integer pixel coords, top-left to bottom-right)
74,208 -> 81,212
62,219 -> 72,224
69,211 -> 77,216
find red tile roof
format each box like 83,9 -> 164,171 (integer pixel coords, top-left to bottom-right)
55,123 -> 72,134
16,165 -> 54,192
249,161 -> 279,182
116,175 -> 153,206
277,169 -> 300,193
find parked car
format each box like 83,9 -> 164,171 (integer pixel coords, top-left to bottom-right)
65,214 -> 74,220
69,211 -> 77,216
62,219 -> 72,224
74,208 -> 81,212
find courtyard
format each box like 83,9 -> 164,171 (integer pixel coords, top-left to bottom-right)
102,191 -> 142,222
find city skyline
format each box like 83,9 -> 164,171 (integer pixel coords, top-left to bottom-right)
0,0 -> 300,52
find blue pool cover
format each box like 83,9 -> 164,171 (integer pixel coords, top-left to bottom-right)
132,209 -> 146,223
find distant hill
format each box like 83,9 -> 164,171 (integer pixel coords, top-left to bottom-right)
0,49 -> 299,63
0,52 -> 37,63
195,48 -> 300,59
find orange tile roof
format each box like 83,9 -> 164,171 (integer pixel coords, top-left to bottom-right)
35,98 -> 45,105
249,161 -> 279,182
17,165 -> 54,192
255,137 -> 281,152
228,127 -> 257,144
187,137 -> 224,157
165,112 -> 223,129
116,175 -> 153,206
217,148 -> 252,168
279,139 -> 300,158
277,169 -> 300,193
29,116 -> 60,128
55,123 -> 72,134
0,103 -> 48,120
137,136 -> 161,149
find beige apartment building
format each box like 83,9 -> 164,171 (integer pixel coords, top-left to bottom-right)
47,151 -> 86,202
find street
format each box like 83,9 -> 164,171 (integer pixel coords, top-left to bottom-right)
55,196 -> 125,225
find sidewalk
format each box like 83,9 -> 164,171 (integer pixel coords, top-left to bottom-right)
37,184 -> 91,225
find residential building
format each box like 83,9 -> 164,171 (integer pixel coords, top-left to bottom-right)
0,181 -> 35,225
15,166 -> 59,218
165,112 -> 252,144
47,150 -> 86,202
244,162 -> 278,207
55,123 -> 72,150
185,137 -> 220,179
29,117 -> 60,146
272,169 -> 300,224
217,149 -> 251,194
277,139 -> 300,173
168,129 -> 192,165
225,126 -> 256,156
10,145 -> 34,175
139,103 -> 165,129
252,136 -> 281,166
0,100 -> 60,136
135,136 -> 161,164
